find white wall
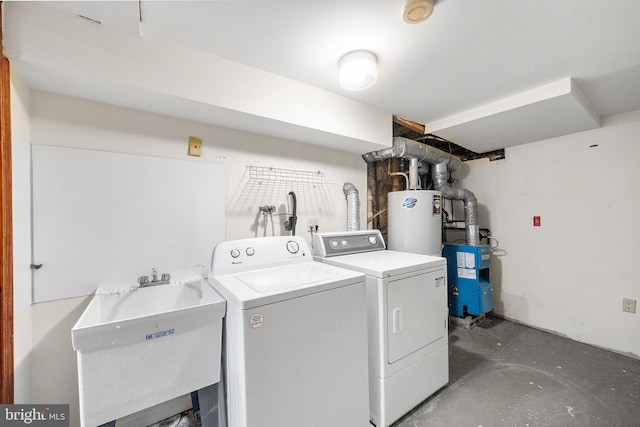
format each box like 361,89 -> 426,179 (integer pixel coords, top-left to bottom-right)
14,90 -> 368,426
29,91 -> 366,241
3,2 -> 392,155
11,65 -> 33,404
456,110 -> 640,359
11,67 -> 31,315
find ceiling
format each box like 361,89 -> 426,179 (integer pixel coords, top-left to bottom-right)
7,0 -> 640,154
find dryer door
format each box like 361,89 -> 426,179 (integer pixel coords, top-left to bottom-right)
386,269 -> 446,364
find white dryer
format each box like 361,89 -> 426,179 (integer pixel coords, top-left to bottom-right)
314,230 -> 449,427
209,236 -> 370,427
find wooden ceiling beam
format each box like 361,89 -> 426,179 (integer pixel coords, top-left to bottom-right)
393,116 -> 425,135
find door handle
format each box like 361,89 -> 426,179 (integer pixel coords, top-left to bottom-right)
392,307 -> 403,334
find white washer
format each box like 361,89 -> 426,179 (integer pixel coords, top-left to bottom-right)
313,230 -> 449,427
209,236 -> 370,427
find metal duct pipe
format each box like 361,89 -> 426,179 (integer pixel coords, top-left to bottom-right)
362,137 -> 462,172
343,182 -> 360,231
408,158 -> 420,190
417,161 -> 430,176
362,136 -> 480,246
432,163 -> 480,246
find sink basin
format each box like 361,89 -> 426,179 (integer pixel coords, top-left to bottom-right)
72,280 -> 226,427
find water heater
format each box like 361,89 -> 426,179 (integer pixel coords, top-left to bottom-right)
388,190 -> 442,256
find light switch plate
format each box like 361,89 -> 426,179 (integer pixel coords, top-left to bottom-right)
188,136 -> 202,157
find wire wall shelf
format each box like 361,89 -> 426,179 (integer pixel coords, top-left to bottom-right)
228,165 -> 333,216
248,165 -> 326,188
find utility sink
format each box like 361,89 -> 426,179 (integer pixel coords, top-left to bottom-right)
72,280 -> 226,427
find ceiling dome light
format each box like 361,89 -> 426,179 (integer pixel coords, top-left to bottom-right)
339,50 -> 378,91
403,0 -> 435,24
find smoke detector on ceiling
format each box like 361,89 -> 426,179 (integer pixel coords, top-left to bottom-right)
403,0 -> 435,24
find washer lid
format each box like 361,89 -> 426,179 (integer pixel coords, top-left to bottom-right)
316,250 -> 446,278
210,262 -> 364,309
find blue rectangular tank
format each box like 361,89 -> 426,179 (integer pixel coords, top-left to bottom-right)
442,244 -> 493,318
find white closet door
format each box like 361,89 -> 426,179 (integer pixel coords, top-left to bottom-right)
31,145 -> 225,302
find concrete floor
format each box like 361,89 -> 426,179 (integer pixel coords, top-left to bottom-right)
154,412 -> 198,427
395,316 -> 640,427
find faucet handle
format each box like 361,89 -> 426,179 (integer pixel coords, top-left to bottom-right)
161,273 -> 171,282
138,276 -> 149,285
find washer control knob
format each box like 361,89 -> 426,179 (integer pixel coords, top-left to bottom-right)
246,247 -> 255,256
286,240 -> 300,254
368,236 -> 377,245
230,249 -> 241,258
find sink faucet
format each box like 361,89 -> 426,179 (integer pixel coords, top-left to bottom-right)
138,268 -> 171,287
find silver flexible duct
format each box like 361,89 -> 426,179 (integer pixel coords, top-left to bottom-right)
362,137 -> 462,172
362,136 -> 480,246
343,182 -> 360,231
432,163 -> 480,246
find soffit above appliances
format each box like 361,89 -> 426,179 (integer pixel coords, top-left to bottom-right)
7,1 -> 640,154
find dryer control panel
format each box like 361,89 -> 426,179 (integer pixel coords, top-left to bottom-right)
313,230 -> 386,257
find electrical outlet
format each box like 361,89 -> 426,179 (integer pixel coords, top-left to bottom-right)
308,218 -> 319,231
623,297 -> 636,314
188,136 -> 202,157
